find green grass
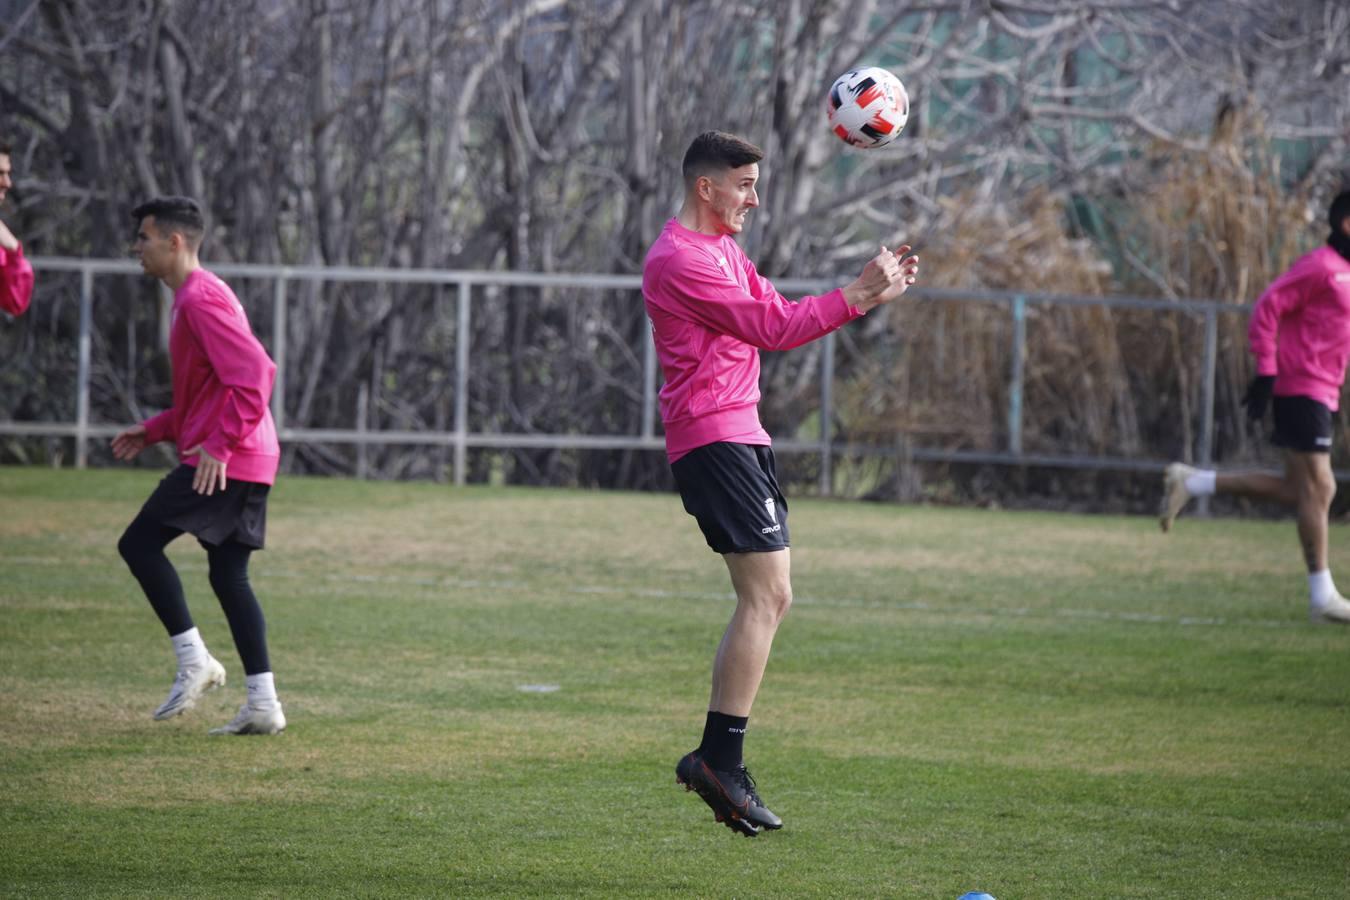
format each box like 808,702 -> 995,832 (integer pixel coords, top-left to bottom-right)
2,466 -> 1348,898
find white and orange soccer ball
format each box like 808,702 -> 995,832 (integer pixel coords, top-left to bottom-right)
826,66 -> 909,149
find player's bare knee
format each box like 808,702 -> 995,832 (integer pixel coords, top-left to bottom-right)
1318,476 -> 1337,510
1303,470 -> 1336,507
759,592 -> 791,626
737,583 -> 791,625
764,582 -> 793,624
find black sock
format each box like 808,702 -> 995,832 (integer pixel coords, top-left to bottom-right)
699,711 -> 749,771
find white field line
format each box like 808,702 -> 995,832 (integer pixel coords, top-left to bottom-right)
6,554 -> 1299,630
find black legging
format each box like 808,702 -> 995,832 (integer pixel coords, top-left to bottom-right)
117,514 -> 272,675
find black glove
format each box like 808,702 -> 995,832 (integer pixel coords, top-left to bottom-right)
1241,374 -> 1275,422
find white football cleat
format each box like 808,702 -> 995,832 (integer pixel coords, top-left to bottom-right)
1158,463 -> 1198,533
209,702 -> 287,736
153,655 -> 227,720
1310,593 -> 1350,625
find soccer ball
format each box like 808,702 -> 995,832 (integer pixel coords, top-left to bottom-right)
827,66 -> 909,149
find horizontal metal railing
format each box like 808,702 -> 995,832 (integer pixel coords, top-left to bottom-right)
2,257 -> 1249,494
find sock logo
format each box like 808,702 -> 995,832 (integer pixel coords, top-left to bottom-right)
727,726 -> 746,734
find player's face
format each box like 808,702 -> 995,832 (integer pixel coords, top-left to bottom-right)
707,163 -> 759,235
0,154 -> 12,204
132,216 -> 175,278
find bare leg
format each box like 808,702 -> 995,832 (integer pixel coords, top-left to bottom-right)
1285,452 -> 1337,573
709,549 -> 792,716
1162,462 -> 1299,533
1215,468 -> 1298,506
1215,453 -> 1334,572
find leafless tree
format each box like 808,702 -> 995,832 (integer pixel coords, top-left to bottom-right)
1,0 -> 1346,498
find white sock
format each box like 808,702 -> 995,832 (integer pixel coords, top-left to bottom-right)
1184,469 -> 1216,497
1308,569 -> 1336,607
246,672 -> 279,710
170,627 -> 208,670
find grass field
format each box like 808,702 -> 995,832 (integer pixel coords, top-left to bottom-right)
2,465 -> 1349,898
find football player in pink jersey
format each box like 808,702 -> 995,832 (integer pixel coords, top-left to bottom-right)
113,196 -> 287,734
644,131 -> 920,835
1161,190 -> 1350,625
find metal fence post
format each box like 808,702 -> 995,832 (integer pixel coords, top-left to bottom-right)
1197,307 -> 1218,516
158,283 -> 173,351
454,280 -> 471,486
271,275 -> 288,435
641,313 -> 657,441
819,330 -> 835,496
1008,295 -> 1026,456
75,266 -> 93,468
356,381 -> 369,480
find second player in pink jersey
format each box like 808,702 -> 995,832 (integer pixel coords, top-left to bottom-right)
1161,189 -> 1350,625
113,196 -> 288,735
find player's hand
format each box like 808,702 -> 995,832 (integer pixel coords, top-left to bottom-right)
874,244 -> 920,305
0,219 -> 18,253
111,424 -> 148,461
188,445 -> 227,495
843,243 -> 920,312
1242,375 -> 1275,422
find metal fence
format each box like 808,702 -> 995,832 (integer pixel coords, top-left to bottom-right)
3,256 -> 1245,494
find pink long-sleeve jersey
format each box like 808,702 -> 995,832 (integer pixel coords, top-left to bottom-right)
1248,245 -> 1350,411
142,268 -> 280,484
642,218 -> 864,462
0,243 -> 34,316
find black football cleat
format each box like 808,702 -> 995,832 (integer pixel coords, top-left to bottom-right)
676,750 -> 758,836
676,750 -> 782,836
736,765 -> 783,831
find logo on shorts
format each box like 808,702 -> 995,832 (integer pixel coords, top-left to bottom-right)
761,497 -> 781,534
1317,436 -> 1332,446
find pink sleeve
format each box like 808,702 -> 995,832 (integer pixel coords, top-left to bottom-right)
654,250 -> 862,351
1247,268 -> 1316,376
142,409 -> 175,445
181,297 -> 277,464
0,244 -> 34,317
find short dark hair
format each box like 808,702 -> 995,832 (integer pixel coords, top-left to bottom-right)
682,131 -> 764,190
132,196 -> 205,249
0,141 -> 10,156
1330,190 -> 1350,233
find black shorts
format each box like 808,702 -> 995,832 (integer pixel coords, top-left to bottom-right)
134,464 -> 271,549
1271,396 -> 1333,454
671,442 -> 789,555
